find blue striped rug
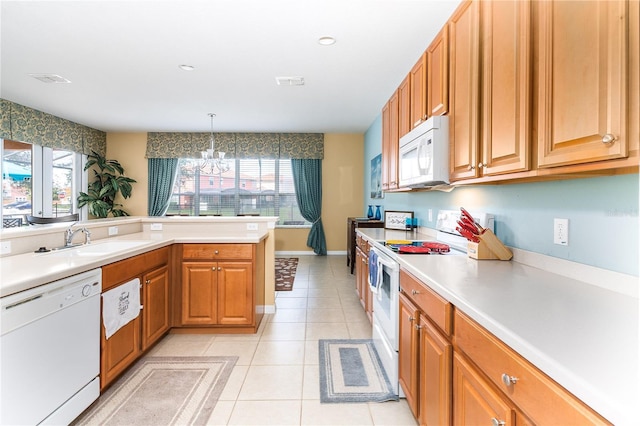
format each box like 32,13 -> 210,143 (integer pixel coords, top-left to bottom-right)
318,339 -> 398,403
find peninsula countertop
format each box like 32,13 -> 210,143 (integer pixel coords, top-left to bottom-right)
358,227 -> 638,426
0,230 -> 269,298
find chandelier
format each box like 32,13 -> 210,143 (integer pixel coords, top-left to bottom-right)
200,113 -> 230,174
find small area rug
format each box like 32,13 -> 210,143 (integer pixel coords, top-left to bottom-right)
275,257 -> 298,291
75,356 -> 237,426
318,339 -> 398,403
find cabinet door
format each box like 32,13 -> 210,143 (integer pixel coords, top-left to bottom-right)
355,247 -> 366,309
410,53 -> 427,128
481,0 -> 531,176
448,0 -> 481,181
537,0 -> 628,167
142,265 -> 170,350
100,317 -> 141,390
398,75 -> 411,138
399,292 -> 420,417
182,261 -> 217,325
427,27 -> 449,118
453,352 -> 514,426
217,261 -> 254,325
387,91 -> 400,190
419,316 -> 452,426
381,100 -> 392,191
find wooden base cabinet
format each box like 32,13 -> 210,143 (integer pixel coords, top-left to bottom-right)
100,247 -> 170,390
355,235 -> 373,323
453,352 -> 515,426
399,270 -> 453,425
179,243 -> 261,330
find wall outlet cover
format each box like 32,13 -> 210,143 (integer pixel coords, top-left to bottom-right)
108,226 -> 118,236
150,223 -> 163,231
247,223 -> 258,231
1,241 -> 11,255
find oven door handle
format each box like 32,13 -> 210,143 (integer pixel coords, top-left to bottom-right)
371,248 -> 399,270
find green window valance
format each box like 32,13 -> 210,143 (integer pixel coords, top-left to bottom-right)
0,99 -> 106,156
146,132 -> 323,160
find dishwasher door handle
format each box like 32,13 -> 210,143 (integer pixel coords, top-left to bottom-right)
4,294 -> 43,310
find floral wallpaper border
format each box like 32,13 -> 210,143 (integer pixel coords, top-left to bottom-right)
0,98 -> 106,156
146,132 -> 323,159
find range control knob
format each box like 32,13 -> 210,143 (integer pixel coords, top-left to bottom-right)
81,284 -> 92,297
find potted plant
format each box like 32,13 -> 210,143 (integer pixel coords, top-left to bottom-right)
77,150 -> 136,217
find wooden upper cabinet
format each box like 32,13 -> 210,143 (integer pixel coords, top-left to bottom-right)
409,53 -> 428,128
427,27 -> 449,118
448,0 -> 481,180
536,0 -> 628,168
382,91 -> 400,191
481,0 -> 531,176
398,75 -> 411,138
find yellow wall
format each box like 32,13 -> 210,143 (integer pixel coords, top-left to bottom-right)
106,133 -> 148,216
106,132 -> 366,252
274,133 -> 366,253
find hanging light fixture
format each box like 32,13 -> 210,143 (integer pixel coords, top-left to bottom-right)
200,113 -> 230,174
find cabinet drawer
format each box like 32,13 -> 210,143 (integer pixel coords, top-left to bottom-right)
103,247 -> 169,291
182,244 -> 253,260
454,309 -> 610,425
400,269 -> 452,336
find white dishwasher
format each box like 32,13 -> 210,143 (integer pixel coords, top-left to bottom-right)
1,268 -> 102,425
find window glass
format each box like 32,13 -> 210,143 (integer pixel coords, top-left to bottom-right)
170,158 -> 309,226
2,140 -> 33,227
51,149 -> 75,217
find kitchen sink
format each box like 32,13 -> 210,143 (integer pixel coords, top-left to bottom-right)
44,240 -> 151,257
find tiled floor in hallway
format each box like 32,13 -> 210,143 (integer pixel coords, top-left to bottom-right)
148,254 -> 417,425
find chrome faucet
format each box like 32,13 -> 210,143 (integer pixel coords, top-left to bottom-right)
65,223 -> 91,247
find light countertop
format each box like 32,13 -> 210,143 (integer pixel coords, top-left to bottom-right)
0,230 -> 268,298
358,228 -> 638,426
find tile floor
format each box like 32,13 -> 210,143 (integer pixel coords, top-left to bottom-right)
147,254 -> 417,425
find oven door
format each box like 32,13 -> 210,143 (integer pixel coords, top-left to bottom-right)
371,248 -> 400,350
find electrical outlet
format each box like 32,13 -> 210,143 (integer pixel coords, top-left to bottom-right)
428,209 -> 433,222
150,223 -> 163,231
1,241 -> 11,255
247,223 -> 258,231
554,218 -> 569,245
108,226 -> 119,236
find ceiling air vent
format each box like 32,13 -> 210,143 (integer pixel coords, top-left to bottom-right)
28,74 -> 71,84
275,76 -> 304,86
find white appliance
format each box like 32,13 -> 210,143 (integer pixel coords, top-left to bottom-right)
398,115 -> 449,188
1,268 -> 102,425
368,210 -> 494,397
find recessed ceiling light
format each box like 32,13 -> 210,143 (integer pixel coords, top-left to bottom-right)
179,65 -> 195,71
318,36 -> 336,46
28,73 -> 71,83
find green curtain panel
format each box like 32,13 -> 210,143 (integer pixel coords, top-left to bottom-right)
147,158 -> 179,216
292,158 -> 327,255
0,99 -> 106,156
146,132 -> 323,160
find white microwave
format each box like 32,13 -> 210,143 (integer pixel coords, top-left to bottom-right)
398,116 -> 449,188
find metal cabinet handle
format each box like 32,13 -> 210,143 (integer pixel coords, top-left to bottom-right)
218,267 -> 222,271
468,165 -> 475,171
411,289 -> 420,295
491,418 -> 506,426
408,316 -> 414,322
602,133 -> 616,144
414,324 -> 422,331
478,162 -> 485,168
501,373 -> 518,386
145,279 -> 151,285
214,250 -> 219,254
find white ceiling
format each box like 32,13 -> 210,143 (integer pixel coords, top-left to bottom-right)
1,0 -> 461,134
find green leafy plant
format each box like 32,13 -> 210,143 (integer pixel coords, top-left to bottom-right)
77,150 -> 136,217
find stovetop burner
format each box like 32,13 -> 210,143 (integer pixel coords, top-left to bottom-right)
384,241 -> 452,255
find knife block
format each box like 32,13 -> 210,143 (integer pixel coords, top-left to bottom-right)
467,229 -> 513,260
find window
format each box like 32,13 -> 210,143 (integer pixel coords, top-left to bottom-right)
1,139 -> 84,227
169,158 -> 309,226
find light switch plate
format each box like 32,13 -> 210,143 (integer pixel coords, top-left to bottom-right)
108,226 -> 118,236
